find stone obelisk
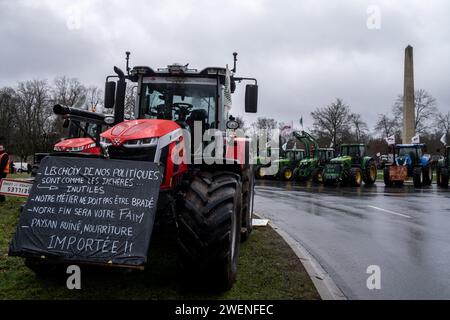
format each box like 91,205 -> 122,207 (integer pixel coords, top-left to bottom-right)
402,45 -> 415,144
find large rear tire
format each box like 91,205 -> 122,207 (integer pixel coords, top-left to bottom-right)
363,160 -> 377,185
241,167 -> 254,242
413,167 -> 423,187
436,168 -> 441,186
441,168 -> 449,188
177,171 -> 242,291
422,166 -> 432,186
312,168 -> 324,184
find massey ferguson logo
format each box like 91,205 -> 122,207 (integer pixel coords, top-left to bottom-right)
112,137 -> 122,146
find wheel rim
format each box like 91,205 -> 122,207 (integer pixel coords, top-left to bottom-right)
284,169 -> 293,180
356,171 -> 362,184
370,166 -> 377,180
317,171 -> 323,182
259,168 -> 265,177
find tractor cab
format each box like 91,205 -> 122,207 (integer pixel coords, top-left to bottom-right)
384,143 -> 432,187
394,144 -> 428,170
339,144 -> 366,164
340,144 -> 366,156
284,149 -> 305,163
318,148 -> 335,164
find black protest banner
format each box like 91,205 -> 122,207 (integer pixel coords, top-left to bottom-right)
9,156 -> 162,267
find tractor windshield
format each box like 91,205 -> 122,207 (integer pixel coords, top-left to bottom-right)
341,145 -> 364,157
68,121 -> 100,139
141,79 -> 217,128
285,150 -> 304,161
397,147 -> 422,158
319,149 -> 334,160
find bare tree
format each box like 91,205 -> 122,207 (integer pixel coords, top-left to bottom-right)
234,115 -> 246,130
434,111 -> 450,137
374,114 -> 399,138
85,86 -> 103,112
52,76 -> 86,108
311,98 -> 351,147
251,117 -> 277,137
0,87 -> 18,151
393,89 -> 438,134
349,113 -> 368,142
12,80 -> 54,159
124,84 -> 137,118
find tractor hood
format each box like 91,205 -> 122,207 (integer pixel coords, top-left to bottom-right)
54,138 -> 95,152
299,158 -> 317,166
330,156 -> 352,164
101,119 -> 181,147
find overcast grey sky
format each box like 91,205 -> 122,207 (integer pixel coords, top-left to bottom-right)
0,0 -> 449,132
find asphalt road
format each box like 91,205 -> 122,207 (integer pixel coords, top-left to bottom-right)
254,180 -> 450,299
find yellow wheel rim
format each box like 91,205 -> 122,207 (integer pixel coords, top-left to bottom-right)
370,166 -> 377,180
317,172 -> 323,182
284,169 -> 293,180
356,171 -> 362,184
259,168 -> 265,177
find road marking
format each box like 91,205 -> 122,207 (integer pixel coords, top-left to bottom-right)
367,205 -> 411,219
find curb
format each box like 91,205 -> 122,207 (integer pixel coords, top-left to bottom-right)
254,213 -> 347,300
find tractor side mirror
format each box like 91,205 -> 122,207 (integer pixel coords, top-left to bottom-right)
245,84 -> 258,113
104,81 -> 116,109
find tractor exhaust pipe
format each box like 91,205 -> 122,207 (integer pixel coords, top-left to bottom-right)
113,66 -> 126,125
53,104 -> 105,123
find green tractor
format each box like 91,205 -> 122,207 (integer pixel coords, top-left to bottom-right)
292,131 -> 335,183
323,144 -> 377,186
255,147 -> 305,181
436,146 -> 450,188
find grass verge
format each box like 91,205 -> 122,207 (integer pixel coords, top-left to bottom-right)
0,197 -> 320,300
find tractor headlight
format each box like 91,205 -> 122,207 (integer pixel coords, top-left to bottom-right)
67,146 -> 84,152
123,137 -> 158,148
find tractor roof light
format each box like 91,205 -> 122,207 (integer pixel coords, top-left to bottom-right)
167,63 -> 187,74
131,66 -> 153,76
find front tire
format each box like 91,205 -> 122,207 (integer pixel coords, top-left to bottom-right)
177,171 -> 242,291
363,160 -> 377,185
312,168 -> 324,184
413,167 -> 423,187
280,167 -> 294,181
349,167 -> 362,187
422,166 -> 432,186
436,168 -> 441,186
255,165 -> 264,179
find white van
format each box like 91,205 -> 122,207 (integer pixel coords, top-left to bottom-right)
12,162 -> 29,173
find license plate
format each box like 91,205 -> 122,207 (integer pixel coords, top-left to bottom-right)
0,179 -> 33,198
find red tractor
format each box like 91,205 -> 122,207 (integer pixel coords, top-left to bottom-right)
33,53 -> 258,290
31,106 -> 108,176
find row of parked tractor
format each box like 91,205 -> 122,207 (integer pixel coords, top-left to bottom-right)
255,131 -> 450,188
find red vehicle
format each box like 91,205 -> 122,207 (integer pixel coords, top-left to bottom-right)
27,53 -> 258,290
31,107 -> 107,176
